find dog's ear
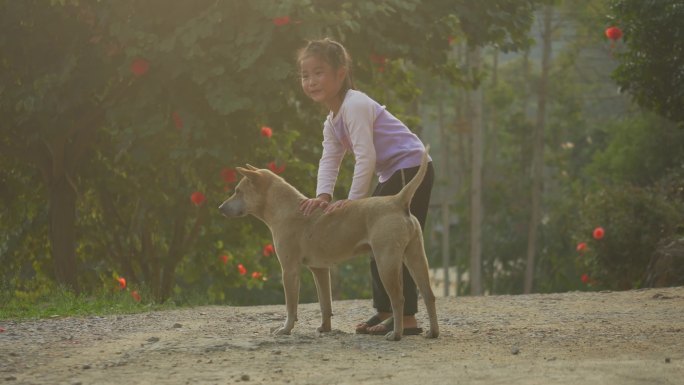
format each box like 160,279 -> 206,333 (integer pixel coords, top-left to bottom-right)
245,164 -> 259,171
236,167 -> 260,181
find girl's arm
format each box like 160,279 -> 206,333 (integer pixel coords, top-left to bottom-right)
344,97 -> 376,200
315,122 -> 345,199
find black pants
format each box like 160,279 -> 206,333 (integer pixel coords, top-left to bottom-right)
370,162 -> 434,315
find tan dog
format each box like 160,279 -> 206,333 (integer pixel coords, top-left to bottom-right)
218,148 -> 438,341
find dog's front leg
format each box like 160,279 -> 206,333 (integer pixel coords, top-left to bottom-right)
309,267 -> 332,332
274,266 -> 300,336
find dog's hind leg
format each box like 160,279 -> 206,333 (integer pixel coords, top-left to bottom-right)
374,249 -> 406,341
404,236 -> 439,338
309,267 -> 332,332
275,266 -> 300,335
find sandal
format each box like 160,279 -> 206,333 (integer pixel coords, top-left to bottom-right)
355,315 -> 383,334
368,317 -> 424,336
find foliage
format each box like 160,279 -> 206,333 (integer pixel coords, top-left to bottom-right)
0,283 -> 169,321
1,0 -> 538,304
573,115 -> 684,290
609,0 -> 684,124
576,183 -> 683,290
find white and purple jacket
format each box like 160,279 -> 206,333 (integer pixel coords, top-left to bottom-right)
316,89 -> 430,200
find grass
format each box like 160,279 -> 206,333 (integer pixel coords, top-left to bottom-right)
0,287 -> 178,321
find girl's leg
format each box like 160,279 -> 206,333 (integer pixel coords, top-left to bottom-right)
361,163 -> 434,332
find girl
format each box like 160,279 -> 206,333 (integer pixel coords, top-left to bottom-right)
297,38 -> 434,335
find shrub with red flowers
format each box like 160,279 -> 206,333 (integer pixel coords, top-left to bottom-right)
576,184 -> 683,290
0,0 -> 539,304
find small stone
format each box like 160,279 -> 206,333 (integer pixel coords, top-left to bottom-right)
272,350 -> 281,355
241,374 -> 250,381
5,376 -> 17,381
511,346 -> 520,355
665,358 -> 671,363
82,364 -> 91,370
147,336 -> 160,343
173,323 -> 183,329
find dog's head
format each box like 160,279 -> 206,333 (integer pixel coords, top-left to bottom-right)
218,165 -> 268,218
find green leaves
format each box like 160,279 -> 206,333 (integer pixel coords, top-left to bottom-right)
2,0 -> 539,301
610,0 -> 684,124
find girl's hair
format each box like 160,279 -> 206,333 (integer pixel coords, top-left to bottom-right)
297,38 -> 355,96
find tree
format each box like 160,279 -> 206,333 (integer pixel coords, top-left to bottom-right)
524,5 -> 553,294
468,45 -> 484,296
0,1 -> 130,291
1,0 -> 538,301
609,0 -> 684,124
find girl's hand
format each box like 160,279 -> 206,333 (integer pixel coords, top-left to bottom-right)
299,197 -> 329,216
323,199 -> 350,214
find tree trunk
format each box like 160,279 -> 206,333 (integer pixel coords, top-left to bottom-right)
468,45 -> 483,296
438,85 -> 451,297
158,204 -> 206,302
524,5 -> 553,294
488,48 -> 499,293
159,210 -> 188,302
48,175 -> 79,292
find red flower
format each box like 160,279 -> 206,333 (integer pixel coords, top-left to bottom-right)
261,126 -> 273,138
370,54 -> 387,65
118,277 -> 126,290
131,290 -> 141,302
273,16 -> 291,26
605,26 -> 623,41
581,274 -> 591,284
576,242 -> 588,253
220,254 -> 230,264
130,58 -> 150,76
268,161 -> 286,174
252,271 -> 263,280
171,111 -> 183,129
370,54 -> 387,73
221,168 -> 237,183
263,244 -> 274,257
190,191 -> 206,206
593,227 -> 605,240
237,263 -> 247,275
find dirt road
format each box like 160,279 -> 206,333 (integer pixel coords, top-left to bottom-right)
1,287 -> 683,385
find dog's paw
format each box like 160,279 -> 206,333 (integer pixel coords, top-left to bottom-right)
273,327 -> 292,336
385,331 -> 402,342
425,329 -> 439,339
316,325 -> 331,333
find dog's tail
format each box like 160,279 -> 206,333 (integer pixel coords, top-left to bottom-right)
396,145 -> 430,211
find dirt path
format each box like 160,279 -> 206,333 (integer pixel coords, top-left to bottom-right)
1,287 -> 683,385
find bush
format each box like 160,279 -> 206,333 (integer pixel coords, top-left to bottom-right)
576,181 -> 683,290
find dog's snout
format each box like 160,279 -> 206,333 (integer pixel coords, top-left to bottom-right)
218,198 -> 245,217
218,201 -> 231,216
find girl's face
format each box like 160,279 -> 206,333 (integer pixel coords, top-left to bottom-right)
299,54 -> 347,111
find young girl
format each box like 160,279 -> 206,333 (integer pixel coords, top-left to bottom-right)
297,38 -> 434,335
